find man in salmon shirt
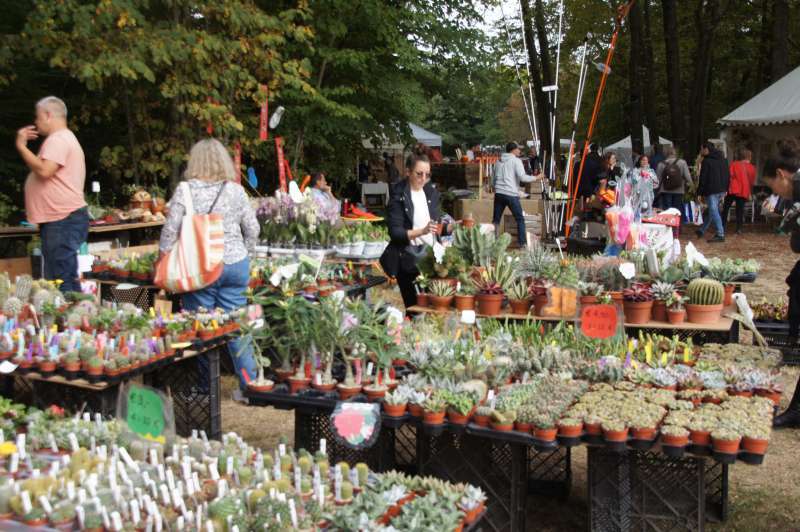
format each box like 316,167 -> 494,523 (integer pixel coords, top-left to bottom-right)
721,148 -> 757,236
15,96 -> 88,293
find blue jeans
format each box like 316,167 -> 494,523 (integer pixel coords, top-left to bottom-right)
700,193 -> 725,237
40,207 -> 89,293
493,193 -> 527,247
182,258 -> 257,389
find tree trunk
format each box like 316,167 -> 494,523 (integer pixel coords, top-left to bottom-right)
771,0 -> 790,81
661,0 -> 685,153
520,0 -> 549,152
123,83 -> 140,185
628,2 -> 645,156
687,0 -> 723,159
642,0 -> 659,155
756,0 -> 772,89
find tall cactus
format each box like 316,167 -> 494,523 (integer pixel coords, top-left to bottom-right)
0,273 -> 9,308
686,278 -> 724,306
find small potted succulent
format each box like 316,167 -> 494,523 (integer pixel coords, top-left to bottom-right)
660,424 -> 689,447
666,293 -> 688,324
711,427 -> 742,454
741,424 -> 770,455
583,414 -> 603,436
247,353 -> 275,393
601,418 -> 629,442
454,279 -> 476,311
688,417 -> 714,446
622,282 -> 654,324
407,389 -> 427,417
415,274 -> 431,307
422,394 -> 447,425
427,279 -> 455,311
473,260 -> 515,316
651,281 -> 675,322
383,388 -> 408,417
473,405 -> 492,427
557,417 -> 583,438
489,409 -> 517,432
507,280 -> 531,315
60,351 -> 81,380
629,416 -> 657,441
444,391 -> 476,425
578,281 -> 604,306
533,413 -> 557,442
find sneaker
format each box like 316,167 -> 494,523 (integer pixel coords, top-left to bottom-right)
695,229 -> 704,238
708,235 -> 725,243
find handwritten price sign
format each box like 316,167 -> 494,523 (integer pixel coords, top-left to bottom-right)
580,304 -> 619,339
126,385 -> 167,441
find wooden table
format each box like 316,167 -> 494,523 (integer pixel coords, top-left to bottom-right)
0,220 -> 164,239
407,306 -> 739,343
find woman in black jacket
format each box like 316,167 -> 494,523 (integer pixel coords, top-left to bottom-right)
762,140 -> 800,428
380,150 -> 453,308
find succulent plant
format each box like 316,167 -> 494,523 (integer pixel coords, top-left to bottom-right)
623,282 -> 654,302
2,296 -> 22,316
508,280 -> 530,301
661,424 -> 689,437
14,274 -> 33,302
685,278 -> 724,306
651,281 -> 675,302
429,279 -> 456,297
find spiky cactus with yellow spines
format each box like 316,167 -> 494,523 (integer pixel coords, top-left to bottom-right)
14,275 -> 32,302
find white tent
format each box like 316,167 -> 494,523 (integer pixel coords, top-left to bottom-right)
409,123 -> 442,148
719,65 -> 800,179
604,125 -> 673,168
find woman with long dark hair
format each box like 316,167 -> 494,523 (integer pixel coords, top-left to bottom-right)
762,140 -> 800,427
380,148 -> 453,308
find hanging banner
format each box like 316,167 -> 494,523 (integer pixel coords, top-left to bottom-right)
233,141 -> 242,184
259,84 -> 269,141
276,137 -> 287,192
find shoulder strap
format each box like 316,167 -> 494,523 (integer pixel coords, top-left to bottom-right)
207,182 -> 227,214
182,182 -> 194,215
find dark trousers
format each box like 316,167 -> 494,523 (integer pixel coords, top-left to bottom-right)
722,195 -> 746,232
40,207 -> 89,293
397,268 -> 419,310
492,193 -> 527,247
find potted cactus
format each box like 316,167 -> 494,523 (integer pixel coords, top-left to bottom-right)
622,282 -> 654,324
454,278 -> 476,311
428,279 -> 455,311
742,425 -> 770,455
507,280 -> 531,315
473,405 -> 492,427
666,293 -> 688,324
711,427 -> 742,454
533,414 -> 557,442
578,281 -> 604,306
557,417 -> 583,438
684,278 -> 724,324
661,425 -> 689,447
651,281 -> 675,322
415,274 -> 430,307
490,409 -> 516,432
601,419 -> 629,442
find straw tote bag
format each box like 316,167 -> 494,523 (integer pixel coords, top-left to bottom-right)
154,182 -> 227,293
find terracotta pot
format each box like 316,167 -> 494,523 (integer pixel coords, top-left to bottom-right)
631,427 -> 656,441
711,436 -> 741,454
534,427 -> 558,442
661,433 -> 688,447
473,414 -> 490,427
514,421 -> 531,433
685,303 -> 723,324
448,410 -> 471,425
25,518 -> 48,527
490,422 -> 513,432
557,423 -> 583,437
623,300 -> 653,324
532,294 -> 548,315
86,366 -> 104,377
462,218 -> 475,229
408,403 -> 424,417
454,295 -> 475,311
742,436 -> 769,454
384,403 -> 407,417
728,388 -> 753,398
754,388 -> 782,405
603,428 -> 629,442
652,300 -> 667,322
38,361 -> 57,373
689,429 -> 711,446
476,293 -> 504,316
364,387 -> 388,401
274,368 -> 294,382
337,384 -> 362,400
667,308 -> 686,324
579,295 -> 598,306
584,422 -> 602,436
609,291 -> 624,309
723,284 -> 734,306
247,382 -> 274,393
311,381 -> 336,392
423,410 -> 445,425
509,299 -> 531,315
462,503 -> 484,525
416,293 -> 430,307
429,295 -> 454,311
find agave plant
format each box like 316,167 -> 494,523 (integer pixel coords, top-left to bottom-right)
651,281 -> 675,302
429,279 -> 456,297
508,280 -> 530,301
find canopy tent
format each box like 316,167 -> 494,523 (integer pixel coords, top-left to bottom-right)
362,122 -> 443,151
604,125 -> 673,169
719,65 -> 800,180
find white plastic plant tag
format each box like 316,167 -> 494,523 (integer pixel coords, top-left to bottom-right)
460,310 -> 476,325
619,262 -> 636,280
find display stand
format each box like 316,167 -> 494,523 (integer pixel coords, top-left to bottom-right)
0,340 -> 223,440
407,306 -> 740,344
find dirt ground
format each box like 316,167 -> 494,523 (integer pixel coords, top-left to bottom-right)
220,227 -> 800,531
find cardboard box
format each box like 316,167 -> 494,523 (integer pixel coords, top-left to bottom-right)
454,197 -> 543,233
504,214 -> 542,247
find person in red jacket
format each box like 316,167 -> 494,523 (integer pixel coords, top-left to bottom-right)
721,148 -> 756,235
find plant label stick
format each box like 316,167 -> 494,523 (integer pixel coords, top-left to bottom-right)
20,491 -> 32,514
16,433 -> 26,459
320,438 -> 326,455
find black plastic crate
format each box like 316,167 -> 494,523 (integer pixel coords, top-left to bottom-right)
754,321 -> 800,365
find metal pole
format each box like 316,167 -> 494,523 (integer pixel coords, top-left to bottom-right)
517,0 -> 539,142
547,0 -> 565,187
500,3 -> 536,140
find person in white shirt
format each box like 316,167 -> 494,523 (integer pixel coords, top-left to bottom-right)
310,172 -> 340,213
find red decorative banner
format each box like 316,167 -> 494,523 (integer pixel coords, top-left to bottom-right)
233,141 -> 242,184
259,84 -> 269,141
275,136 -> 287,192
